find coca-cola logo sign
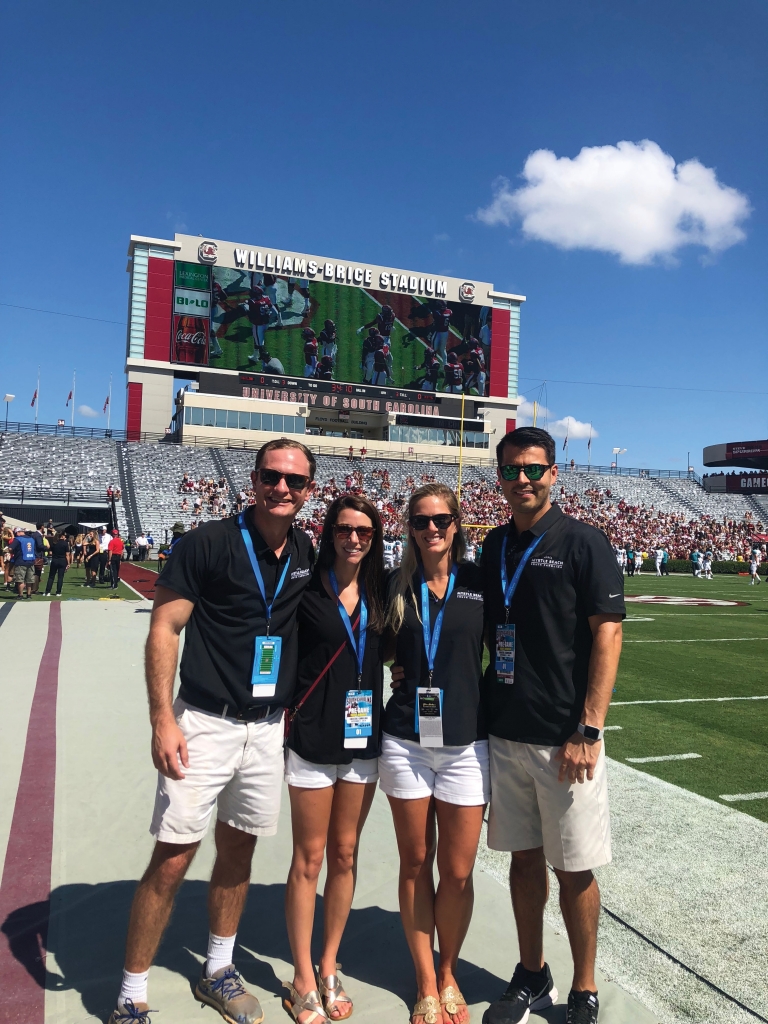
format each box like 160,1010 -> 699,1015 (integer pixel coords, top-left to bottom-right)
176,328 -> 206,346
458,282 -> 476,302
198,241 -> 218,264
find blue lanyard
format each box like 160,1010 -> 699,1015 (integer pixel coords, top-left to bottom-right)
500,530 -> 547,621
420,565 -> 457,686
238,513 -> 291,633
329,569 -> 368,683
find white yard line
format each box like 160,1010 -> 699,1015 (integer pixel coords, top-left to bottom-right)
627,753 -> 702,763
720,791 -> 768,802
624,637 -> 768,643
613,695 -> 768,706
604,725 -> 623,731
120,579 -> 151,601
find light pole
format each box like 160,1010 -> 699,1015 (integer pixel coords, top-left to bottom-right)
612,446 -> 627,473
3,394 -> 14,431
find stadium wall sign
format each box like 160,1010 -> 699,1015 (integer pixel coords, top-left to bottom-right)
173,233 -> 496,306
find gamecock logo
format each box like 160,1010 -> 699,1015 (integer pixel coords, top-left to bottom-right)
198,241 -> 218,264
459,282 -> 476,302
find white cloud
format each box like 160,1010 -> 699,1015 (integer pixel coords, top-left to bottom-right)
476,140 -> 750,264
78,404 -> 99,418
433,232 -> 450,243
514,398 -> 596,440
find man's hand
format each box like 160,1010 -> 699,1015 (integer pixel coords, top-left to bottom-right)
390,664 -> 405,689
152,715 -> 190,780
554,733 -> 601,784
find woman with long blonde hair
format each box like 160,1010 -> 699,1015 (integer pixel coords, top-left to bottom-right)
380,483 -> 488,1024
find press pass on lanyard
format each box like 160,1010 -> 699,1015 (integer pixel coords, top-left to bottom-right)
239,513 -> 291,698
496,531 -> 546,685
415,567 -> 456,747
329,570 -> 372,749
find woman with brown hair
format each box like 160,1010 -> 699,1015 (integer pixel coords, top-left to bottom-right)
283,494 -> 387,1024
381,483 -> 488,1024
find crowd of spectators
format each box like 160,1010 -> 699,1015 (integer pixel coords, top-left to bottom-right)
179,474 -> 230,517
172,471 -> 766,564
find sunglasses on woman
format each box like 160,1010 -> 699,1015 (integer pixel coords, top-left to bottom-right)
333,524 -> 375,541
499,463 -> 552,482
257,468 -> 311,489
409,513 -> 457,531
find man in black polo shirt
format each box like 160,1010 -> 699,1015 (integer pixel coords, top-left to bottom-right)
108,439 -> 316,1024
482,427 -> 624,1024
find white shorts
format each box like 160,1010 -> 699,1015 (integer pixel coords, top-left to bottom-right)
150,699 -> 285,843
285,748 -> 379,788
487,735 -> 612,872
378,733 -> 489,806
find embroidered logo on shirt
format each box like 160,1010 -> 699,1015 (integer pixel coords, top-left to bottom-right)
530,557 -> 564,570
290,568 -> 311,580
455,591 -> 483,600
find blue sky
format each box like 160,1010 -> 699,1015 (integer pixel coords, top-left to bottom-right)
1,0 -> 765,471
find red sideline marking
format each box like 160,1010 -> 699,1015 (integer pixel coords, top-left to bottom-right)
0,602 -> 62,1024
120,561 -> 159,599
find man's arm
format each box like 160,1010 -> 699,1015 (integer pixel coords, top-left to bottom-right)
554,614 -> 623,784
145,586 -> 195,780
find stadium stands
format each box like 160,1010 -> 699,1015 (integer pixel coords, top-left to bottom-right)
0,433 -> 764,561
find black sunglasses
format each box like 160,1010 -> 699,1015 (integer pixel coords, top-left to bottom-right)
499,463 -> 552,482
258,468 -> 311,489
333,524 -> 375,541
409,513 -> 457,531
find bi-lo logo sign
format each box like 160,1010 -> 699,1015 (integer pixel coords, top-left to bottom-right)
174,287 -> 211,313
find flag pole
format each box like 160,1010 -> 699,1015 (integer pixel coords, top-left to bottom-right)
457,390 -> 466,504
533,400 -> 538,427
71,371 -> 76,428
588,422 -> 592,469
35,366 -> 40,425
107,373 -> 112,429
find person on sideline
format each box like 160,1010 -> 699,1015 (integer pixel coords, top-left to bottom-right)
98,525 -> 111,583
44,531 -> 71,596
749,553 -> 761,585
107,439 -> 317,1024
109,530 -> 125,590
482,427 -> 624,1024
84,532 -> 100,587
283,495 -> 386,1024
382,483 -> 488,1024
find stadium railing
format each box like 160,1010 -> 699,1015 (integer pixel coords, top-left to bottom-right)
0,421 -> 702,481
0,487 -> 111,506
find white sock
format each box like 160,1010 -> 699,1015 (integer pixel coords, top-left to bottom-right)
206,932 -> 237,976
119,969 -> 149,1006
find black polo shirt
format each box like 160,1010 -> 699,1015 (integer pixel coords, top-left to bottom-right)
481,503 -> 625,746
157,513 -> 315,713
287,571 -> 384,765
383,561 -> 486,747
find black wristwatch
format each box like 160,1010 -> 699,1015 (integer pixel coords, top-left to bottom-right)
577,723 -> 604,742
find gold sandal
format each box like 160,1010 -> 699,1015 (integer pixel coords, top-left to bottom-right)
411,996 -> 441,1024
316,964 -> 353,1021
282,981 -> 329,1024
439,987 -> 467,1023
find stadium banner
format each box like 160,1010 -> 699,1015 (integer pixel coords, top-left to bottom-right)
168,234 -> 500,398
726,473 -> 768,493
725,440 -> 768,460
175,261 -> 211,290
197,370 -> 477,418
172,315 -> 209,365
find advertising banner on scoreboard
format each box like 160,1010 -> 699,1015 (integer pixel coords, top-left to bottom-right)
726,440 -> 768,460
726,473 -> 768,494
170,267 -> 491,397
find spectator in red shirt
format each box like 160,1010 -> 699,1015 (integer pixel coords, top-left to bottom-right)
108,530 -> 125,591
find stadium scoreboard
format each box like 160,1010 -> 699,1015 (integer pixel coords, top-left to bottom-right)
125,233 -> 523,443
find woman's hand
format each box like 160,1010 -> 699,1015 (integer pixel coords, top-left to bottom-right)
390,664 -> 405,689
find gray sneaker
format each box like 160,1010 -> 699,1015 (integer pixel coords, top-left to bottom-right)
107,1000 -> 153,1024
195,965 -> 264,1024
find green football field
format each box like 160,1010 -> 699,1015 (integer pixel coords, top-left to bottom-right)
212,279 -> 425,385
606,572 -> 768,822
0,564 -> 139,602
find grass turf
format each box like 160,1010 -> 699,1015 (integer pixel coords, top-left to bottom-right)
607,572 -> 768,822
0,564 -> 140,602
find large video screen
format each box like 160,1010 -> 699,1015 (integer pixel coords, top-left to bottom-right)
170,262 -> 492,396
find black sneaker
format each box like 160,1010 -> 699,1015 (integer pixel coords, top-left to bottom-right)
566,990 -> 598,1023
484,963 -> 557,1024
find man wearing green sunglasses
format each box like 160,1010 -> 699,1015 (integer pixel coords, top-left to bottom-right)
481,426 -> 625,1024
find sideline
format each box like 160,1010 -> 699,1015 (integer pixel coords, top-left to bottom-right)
612,695 -> 768,706
0,602 -> 62,1022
